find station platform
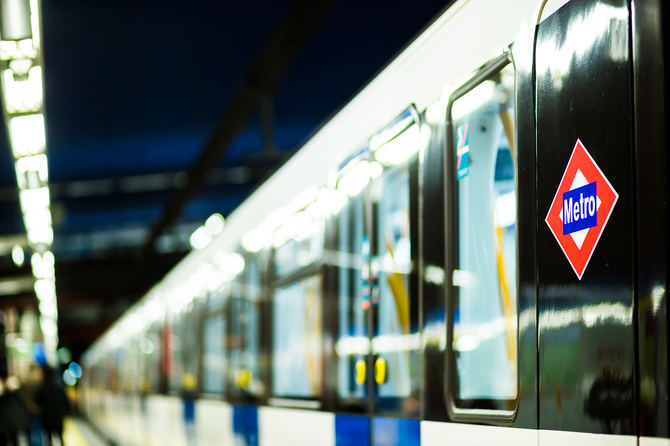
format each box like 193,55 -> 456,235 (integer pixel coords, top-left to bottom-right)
63,418 -> 108,446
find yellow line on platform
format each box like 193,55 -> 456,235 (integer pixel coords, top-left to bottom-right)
63,418 -> 89,446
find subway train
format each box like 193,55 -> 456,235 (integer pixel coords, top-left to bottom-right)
79,0 -> 668,444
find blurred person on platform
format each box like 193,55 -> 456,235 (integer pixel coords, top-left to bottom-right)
35,366 -> 69,446
20,364 -> 45,446
0,375 -> 29,446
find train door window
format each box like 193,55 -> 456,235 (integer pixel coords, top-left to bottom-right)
167,311 -> 182,392
369,108 -> 420,413
229,254 -> 263,398
202,283 -> 230,396
335,192 -> 367,402
448,59 -> 517,412
139,325 -> 160,393
272,274 -> 322,399
167,291 -> 202,394
181,298 -> 202,393
202,313 -> 226,395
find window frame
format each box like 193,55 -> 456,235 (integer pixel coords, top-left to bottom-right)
330,187 -> 370,413
268,236 -> 326,409
369,147 -> 421,418
444,51 -> 519,423
227,250 -> 267,404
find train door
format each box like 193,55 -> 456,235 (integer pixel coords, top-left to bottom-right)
422,41 -> 539,443
367,109 -> 422,443
535,0 -> 638,442
330,110 -> 423,445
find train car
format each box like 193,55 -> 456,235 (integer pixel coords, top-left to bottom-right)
79,0 -> 668,445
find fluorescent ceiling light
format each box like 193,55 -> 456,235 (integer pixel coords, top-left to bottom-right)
9,113 -> 46,158
204,213 -> 225,236
0,39 -> 36,61
31,251 -> 54,279
39,299 -> 57,318
34,277 -> 55,301
11,244 -> 24,267
26,222 -> 53,246
189,226 -> 211,250
15,153 -> 48,189
19,186 -> 49,213
2,65 -> 42,113
40,316 -> 58,338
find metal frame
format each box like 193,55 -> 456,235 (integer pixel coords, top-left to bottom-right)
444,51 -> 519,424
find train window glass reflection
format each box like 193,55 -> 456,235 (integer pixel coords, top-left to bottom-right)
272,274 -> 322,398
229,255 -> 262,397
335,194 -> 367,400
167,313 -> 182,392
139,325 -> 159,393
451,64 -> 517,409
181,300 -> 201,392
202,315 -> 226,394
274,223 -> 324,277
167,297 -> 201,393
371,161 -> 417,402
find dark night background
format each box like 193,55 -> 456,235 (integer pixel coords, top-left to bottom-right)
0,0 -> 450,359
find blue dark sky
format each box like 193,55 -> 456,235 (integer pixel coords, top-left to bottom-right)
0,0 -> 449,236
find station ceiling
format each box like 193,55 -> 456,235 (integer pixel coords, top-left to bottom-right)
0,0 -> 449,358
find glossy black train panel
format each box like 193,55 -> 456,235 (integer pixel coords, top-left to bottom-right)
536,0 -> 636,435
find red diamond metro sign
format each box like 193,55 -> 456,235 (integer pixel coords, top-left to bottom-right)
545,139 -> 619,279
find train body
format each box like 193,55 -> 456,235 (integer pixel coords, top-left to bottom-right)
80,0 -> 669,444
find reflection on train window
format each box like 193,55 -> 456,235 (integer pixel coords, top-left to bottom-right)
139,324 -> 160,393
272,274 -> 322,398
202,315 -> 226,394
229,255 -> 263,397
167,313 -> 182,392
451,65 -> 517,408
168,298 -> 202,393
371,161 -> 417,402
274,223 -> 324,277
335,194 -> 367,400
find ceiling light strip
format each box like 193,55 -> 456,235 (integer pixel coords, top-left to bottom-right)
0,0 -> 57,363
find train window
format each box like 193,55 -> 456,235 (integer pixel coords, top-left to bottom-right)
139,324 -> 160,393
167,298 -> 202,394
206,281 -> 230,313
272,273 -> 322,399
229,254 -> 263,398
449,60 -> 517,412
371,160 -> 418,404
274,223 -> 324,277
335,193 -> 367,401
202,314 -> 226,395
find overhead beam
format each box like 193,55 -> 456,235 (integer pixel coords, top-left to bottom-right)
143,0 -> 338,254
0,165 -> 270,202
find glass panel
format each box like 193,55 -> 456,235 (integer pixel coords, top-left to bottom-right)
207,281 -> 230,313
166,314 -> 182,392
272,274 -> 322,398
139,324 -> 160,393
274,223 -> 324,277
229,255 -> 263,397
371,162 -> 418,402
167,299 -> 201,393
202,315 -> 226,394
335,194 -> 368,400
451,65 -> 517,406
181,301 -> 201,390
